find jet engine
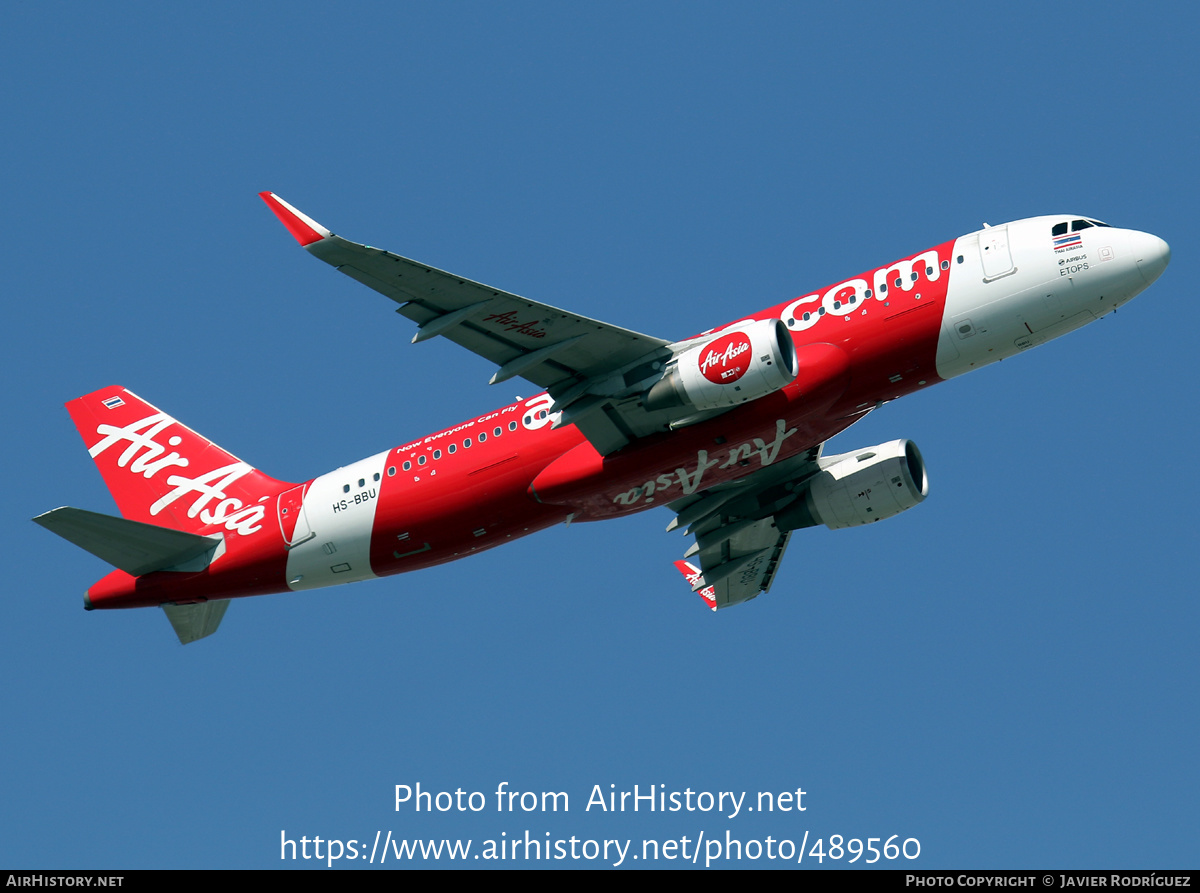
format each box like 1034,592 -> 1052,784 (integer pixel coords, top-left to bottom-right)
777,439 -> 928,531
644,318 -> 798,413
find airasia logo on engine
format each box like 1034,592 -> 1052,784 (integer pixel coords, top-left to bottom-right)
698,332 -> 751,384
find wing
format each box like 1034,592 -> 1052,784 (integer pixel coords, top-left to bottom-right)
667,446 -> 822,608
260,192 -> 682,454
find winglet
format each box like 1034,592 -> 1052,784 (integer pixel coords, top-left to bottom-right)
673,560 -> 717,611
259,192 -> 331,246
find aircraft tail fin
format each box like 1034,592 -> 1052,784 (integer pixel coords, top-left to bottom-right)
673,560 -> 717,611
65,387 -> 288,535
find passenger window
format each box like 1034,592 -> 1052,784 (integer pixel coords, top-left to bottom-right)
1051,222 -> 1068,237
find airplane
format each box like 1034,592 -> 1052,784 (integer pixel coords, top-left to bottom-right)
33,194 -> 1170,643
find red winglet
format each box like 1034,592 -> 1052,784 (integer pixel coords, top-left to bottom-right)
673,560 -> 717,611
258,192 -> 331,246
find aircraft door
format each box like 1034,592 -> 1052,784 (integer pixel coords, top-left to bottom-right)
979,226 -> 1015,281
277,484 -> 316,548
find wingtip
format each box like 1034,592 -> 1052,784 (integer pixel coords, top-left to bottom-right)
673,559 -> 717,609
259,191 -> 331,247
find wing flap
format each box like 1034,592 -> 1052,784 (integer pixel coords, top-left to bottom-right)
668,446 -> 822,609
691,519 -> 792,609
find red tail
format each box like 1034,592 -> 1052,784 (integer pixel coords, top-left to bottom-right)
66,387 -> 290,535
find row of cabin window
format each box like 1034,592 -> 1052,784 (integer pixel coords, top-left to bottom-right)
343,472 -> 382,493
389,421 -> 521,473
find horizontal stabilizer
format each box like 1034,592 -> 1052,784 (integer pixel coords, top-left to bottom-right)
162,600 -> 231,645
32,507 -> 221,577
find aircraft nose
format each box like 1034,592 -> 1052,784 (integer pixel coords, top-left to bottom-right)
1129,230 -> 1170,286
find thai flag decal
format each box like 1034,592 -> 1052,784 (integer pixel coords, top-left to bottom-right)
101,395 -> 125,409
1053,232 -> 1083,251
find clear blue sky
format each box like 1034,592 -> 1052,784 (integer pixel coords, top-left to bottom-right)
4,1 -> 1196,869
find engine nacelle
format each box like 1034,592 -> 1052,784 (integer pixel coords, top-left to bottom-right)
644,318 -> 798,413
777,439 -> 928,531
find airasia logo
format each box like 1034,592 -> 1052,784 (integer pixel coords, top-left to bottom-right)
699,332 -> 751,384
88,412 -> 266,535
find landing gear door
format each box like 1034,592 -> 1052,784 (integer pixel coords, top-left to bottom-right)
277,484 -> 315,549
979,226 -> 1016,281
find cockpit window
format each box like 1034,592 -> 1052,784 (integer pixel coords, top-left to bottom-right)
1071,219 -> 1093,232
1087,219 -> 1111,227
1052,222 -> 1068,236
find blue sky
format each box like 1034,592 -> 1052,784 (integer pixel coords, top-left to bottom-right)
3,1 -> 1196,869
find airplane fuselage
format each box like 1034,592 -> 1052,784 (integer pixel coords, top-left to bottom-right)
80,215 -> 1169,612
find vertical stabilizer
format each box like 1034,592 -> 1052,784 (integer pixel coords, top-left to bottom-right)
66,387 -> 289,535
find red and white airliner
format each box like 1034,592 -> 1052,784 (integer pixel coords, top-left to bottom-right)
33,194 -> 1170,642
